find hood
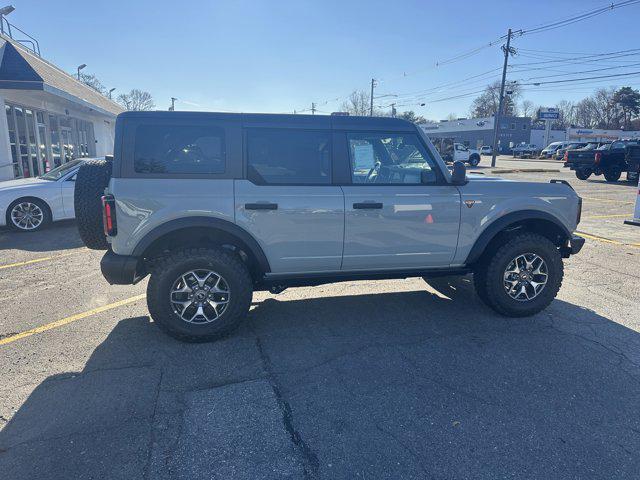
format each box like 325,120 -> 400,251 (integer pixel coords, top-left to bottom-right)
0,177 -> 50,191
466,173 -> 509,182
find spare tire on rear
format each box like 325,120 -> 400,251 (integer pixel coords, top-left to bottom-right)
74,158 -> 112,250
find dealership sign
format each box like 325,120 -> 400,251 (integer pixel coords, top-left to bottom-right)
538,108 -> 559,120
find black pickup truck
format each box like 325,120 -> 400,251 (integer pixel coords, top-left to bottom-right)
564,140 -> 638,182
626,145 -> 640,183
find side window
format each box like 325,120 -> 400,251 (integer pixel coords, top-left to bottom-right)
246,129 -> 331,184
347,133 -> 438,184
134,124 -> 225,174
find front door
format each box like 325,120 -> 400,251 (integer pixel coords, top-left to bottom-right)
341,132 -> 461,271
235,127 -> 344,274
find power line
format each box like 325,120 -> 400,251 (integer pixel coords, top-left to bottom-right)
519,69 -> 640,86
518,0 -> 640,36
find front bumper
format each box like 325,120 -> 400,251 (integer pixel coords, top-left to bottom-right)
560,234 -> 585,257
101,250 -> 143,285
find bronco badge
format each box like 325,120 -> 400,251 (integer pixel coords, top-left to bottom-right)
464,200 -> 476,208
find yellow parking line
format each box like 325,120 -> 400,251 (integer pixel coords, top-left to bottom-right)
583,213 -> 630,219
0,253 -> 73,270
577,231 -> 640,248
0,294 -> 146,346
581,196 -> 634,205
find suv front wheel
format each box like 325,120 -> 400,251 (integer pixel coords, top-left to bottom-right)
146,247 -> 253,342
474,233 -> 563,317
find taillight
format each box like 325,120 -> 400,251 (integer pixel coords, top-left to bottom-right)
102,195 -> 117,236
594,152 -> 601,164
564,151 -> 568,161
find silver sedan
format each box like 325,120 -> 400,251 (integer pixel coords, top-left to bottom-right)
0,159 -> 87,232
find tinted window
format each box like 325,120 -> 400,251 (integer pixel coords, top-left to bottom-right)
348,133 -> 437,184
134,124 -> 225,174
247,129 -> 331,184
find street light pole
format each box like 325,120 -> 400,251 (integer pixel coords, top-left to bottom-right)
169,97 -> 177,111
490,28 -> 515,167
0,5 -> 15,36
108,88 -> 115,99
76,63 -> 86,81
370,78 -> 376,116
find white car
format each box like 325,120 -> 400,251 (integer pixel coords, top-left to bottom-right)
0,159 -> 86,232
480,145 -> 493,155
444,143 -> 481,166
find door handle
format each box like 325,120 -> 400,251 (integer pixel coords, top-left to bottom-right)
245,203 -> 278,210
353,202 -> 383,209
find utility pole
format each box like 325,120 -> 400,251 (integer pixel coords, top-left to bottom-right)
490,28 -> 515,167
370,78 -> 376,116
311,102 -> 316,115
390,103 -> 397,117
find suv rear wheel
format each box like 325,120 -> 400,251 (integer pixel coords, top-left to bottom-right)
575,168 -> 592,180
146,247 -> 253,342
473,233 -> 563,317
604,167 -> 622,182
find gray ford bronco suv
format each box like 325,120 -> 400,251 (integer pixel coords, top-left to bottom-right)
74,111 -> 584,342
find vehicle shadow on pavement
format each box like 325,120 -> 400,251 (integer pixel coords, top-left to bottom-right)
0,220 -> 84,252
1,279 -> 639,479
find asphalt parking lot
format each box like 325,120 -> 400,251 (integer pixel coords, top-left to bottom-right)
1,157 -> 639,479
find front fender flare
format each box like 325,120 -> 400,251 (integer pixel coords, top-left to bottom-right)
464,210 -> 571,265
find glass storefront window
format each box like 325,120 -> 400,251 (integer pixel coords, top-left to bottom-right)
4,102 -> 97,178
49,114 -> 62,168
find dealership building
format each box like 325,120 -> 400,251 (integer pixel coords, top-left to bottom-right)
0,35 -> 123,181
421,115 -> 532,153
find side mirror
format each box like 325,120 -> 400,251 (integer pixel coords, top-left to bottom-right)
451,160 -> 467,185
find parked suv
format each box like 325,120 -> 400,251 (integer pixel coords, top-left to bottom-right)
75,112 -> 584,342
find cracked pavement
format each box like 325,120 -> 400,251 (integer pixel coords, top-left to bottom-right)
0,162 -> 639,479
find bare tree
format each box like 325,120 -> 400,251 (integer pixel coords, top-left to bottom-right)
78,72 -> 106,95
520,100 -> 535,118
445,113 -> 458,121
553,100 -> 576,129
340,90 -> 377,116
574,98 -> 599,128
117,89 -> 155,111
470,81 -> 521,118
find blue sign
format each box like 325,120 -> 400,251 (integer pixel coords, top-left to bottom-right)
539,111 -> 559,120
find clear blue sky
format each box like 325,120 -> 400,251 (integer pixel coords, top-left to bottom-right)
9,0 -> 640,119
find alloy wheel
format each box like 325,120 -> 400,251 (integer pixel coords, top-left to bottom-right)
170,269 -> 230,323
503,253 -> 548,302
11,202 -> 44,231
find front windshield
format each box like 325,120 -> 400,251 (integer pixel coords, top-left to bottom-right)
596,144 -> 611,150
39,159 -> 84,181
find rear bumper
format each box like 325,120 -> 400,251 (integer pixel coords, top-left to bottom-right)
101,250 -> 143,285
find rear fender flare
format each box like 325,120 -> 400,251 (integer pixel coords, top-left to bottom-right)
132,216 -> 271,273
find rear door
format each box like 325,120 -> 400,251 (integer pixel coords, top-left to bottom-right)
234,120 -> 344,274
339,130 -> 461,270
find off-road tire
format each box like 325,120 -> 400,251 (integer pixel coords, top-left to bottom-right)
604,167 -> 622,183
74,158 -> 112,250
473,233 -> 563,317
575,169 -> 591,180
468,154 -> 480,167
146,247 -> 253,342
6,197 -> 51,232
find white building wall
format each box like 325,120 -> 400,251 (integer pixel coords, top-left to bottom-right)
530,129 -> 566,148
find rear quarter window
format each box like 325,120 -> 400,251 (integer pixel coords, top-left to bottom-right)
134,124 -> 225,174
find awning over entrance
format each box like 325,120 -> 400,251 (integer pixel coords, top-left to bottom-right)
0,37 -> 123,117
